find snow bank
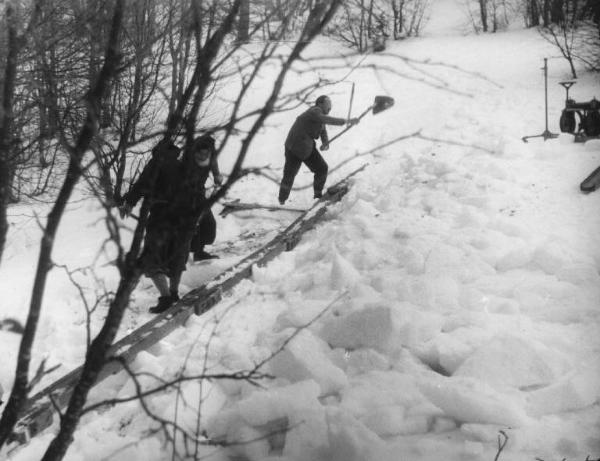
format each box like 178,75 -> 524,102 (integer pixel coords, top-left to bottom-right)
319,302 -> 442,353
207,379 -> 391,461
419,376 -> 530,427
340,371 -> 440,437
532,238 -> 577,275
526,368 -> 600,416
330,246 -> 362,289
418,325 -> 493,375
453,334 -> 571,390
268,329 -> 348,396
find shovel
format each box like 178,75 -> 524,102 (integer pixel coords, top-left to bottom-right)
328,95 -> 395,144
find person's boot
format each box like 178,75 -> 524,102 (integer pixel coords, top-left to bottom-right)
278,184 -> 291,205
149,292 -> 179,314
313,190 -> 323,199
193,249 -> 218,261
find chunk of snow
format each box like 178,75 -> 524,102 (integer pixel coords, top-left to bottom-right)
322,406 -> 387,461
319,303 -> 442,353
490,217 -> 529,238
397,247 -> 426,274
349,198 -> 380,217
330,247 -> 361,289
211,419 -> 272,461
346,348 -> 391,375
397,275 -> 462,310
556,262 -> 600,286
486,296 -> 521,315
268,329 -> 348,396
532,240 -> 574,275
274,300 -> 332,332
432,416 -> 458,433
208,380 -> 355,461
419,376 -> 530,427
418,326 -> 492,375
340,371 -> 434,425
460,423 -> 506,442
526,368 -> 600,416
454,334 -> 571,390
208,381 -> 321,431
495,246 -> 533,271
361,406 -> 432,436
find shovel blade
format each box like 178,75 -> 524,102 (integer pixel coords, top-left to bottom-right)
373,95 -> 394,115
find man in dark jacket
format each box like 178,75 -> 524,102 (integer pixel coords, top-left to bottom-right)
278,95 -> 358,204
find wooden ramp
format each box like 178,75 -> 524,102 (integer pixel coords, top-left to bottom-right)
12,165 -> 366,445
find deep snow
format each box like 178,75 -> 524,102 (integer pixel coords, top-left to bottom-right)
1,10 -> 600,461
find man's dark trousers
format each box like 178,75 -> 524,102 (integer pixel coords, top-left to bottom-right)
279,145 -> 328,203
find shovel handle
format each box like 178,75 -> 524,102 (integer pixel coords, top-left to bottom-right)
347,83 -> 355,120
328,105 -> 373,145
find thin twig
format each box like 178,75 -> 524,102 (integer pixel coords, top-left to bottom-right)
494,430 -> 508,461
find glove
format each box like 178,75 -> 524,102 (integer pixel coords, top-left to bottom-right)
214,173 -> 224,186
119,203 -> 133,219
320,143 -> 330,151
347,117 -> 359,127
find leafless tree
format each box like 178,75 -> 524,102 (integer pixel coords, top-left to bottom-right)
525,0 -> 541,26
238,0 -> 252,43
330,0 -> 371,52
539,0 -> 600,77
329,0 -> 430,49
402,0 -> 431,36
461,0 -> 519,32
0,2 -> 44,264
480,0 -> 489,31
0,0 -> 126,453
523,0 -> 598,30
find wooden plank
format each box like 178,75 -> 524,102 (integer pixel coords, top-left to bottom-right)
12,164 -> 366,444
220,201 -> 307,216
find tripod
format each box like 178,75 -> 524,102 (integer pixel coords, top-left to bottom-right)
522,58 -> 559,143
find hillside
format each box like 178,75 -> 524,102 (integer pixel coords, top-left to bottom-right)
2,22 -> 600,461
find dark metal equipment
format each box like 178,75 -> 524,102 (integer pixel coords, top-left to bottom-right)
558,80 -> 600,142
522,58 -> 559,143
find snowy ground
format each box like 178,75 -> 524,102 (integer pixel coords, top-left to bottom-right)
2,19 -> 600,461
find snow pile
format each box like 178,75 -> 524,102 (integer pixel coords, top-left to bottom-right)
319,303 -> 442,353
419,376 -> 530,427
268,329 -> 348,396
526,368 -> 600,416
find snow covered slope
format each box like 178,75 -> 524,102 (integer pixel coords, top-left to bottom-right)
2,25 -> 600,461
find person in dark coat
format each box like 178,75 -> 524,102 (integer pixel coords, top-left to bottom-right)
188,135 -> 223,261
278,95 -> 359,204
120,140 -> 185,313
120,135 -> 222,313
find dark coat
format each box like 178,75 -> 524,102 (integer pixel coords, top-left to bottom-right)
123,142 -> 186,277
123,143 -> 181,225
124,141 -> 219,226
174,140 -> 220,226
284,106 -> 346,160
